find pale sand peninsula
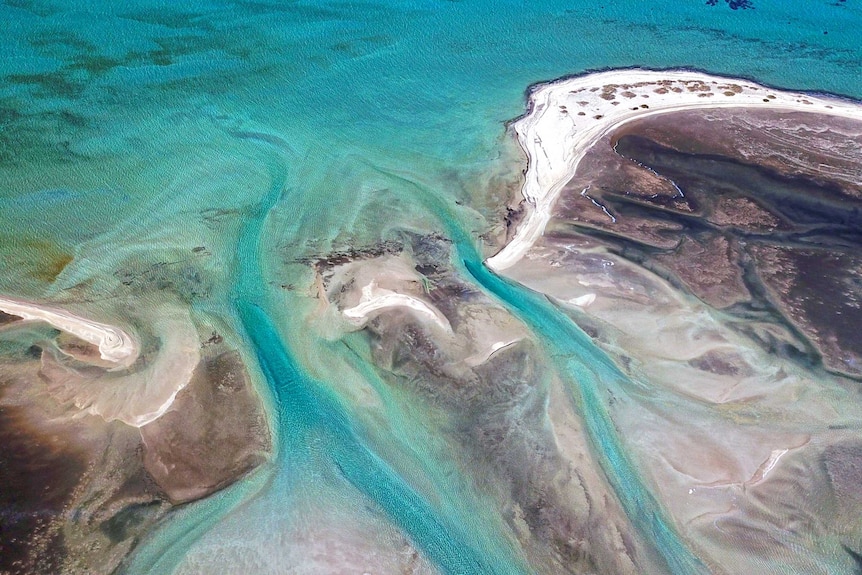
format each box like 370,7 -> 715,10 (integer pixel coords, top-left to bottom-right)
488,69 -> 862,271
0,295 -> 200,427
0,296 -> 138,367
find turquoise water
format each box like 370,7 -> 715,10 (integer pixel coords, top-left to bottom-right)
235,136 -> 529,574
3,1 -> 862,573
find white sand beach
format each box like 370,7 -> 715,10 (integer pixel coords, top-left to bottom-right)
488,69 -> 862,271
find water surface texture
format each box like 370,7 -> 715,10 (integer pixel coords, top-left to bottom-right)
2,1 -> 862,574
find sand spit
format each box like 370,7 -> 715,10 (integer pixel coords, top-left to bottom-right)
488,69 -> 862,271
0,296 -> 138,368
0,295 -> 203,427
38,311 -> 199,428
343,280 -> 452,332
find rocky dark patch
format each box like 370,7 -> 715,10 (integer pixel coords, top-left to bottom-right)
301,240 -> 403,273
112,256 -> 212,302
706,0 -> 754,10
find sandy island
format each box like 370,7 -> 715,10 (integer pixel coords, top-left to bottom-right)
487,69 -> 862,271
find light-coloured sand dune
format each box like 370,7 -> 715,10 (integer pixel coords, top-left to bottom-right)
488,69 -> 862,271
0,296 -> 139,368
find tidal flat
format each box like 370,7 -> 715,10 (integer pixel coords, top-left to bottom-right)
507,105 -> 862,573
0,298 -> 271,573
3,75 -> 862,574
3,1 -> 862,572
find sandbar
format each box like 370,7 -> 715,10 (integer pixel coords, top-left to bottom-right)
343,281 -> 452,332
0,295 -> 138,368
488,69 -> 862,270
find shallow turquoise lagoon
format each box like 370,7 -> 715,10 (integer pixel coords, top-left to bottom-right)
2,1 -> 862,574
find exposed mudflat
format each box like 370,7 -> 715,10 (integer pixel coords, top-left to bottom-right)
0,325 -> 270,574
323,232 -> 662,574
501,108 -> 862,573
549,108 -> 862,378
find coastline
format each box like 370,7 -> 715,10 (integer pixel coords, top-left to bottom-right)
488,69 -> 862,271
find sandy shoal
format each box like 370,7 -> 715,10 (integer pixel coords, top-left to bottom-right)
0,296 -> 138,368
488,69 -> 862,271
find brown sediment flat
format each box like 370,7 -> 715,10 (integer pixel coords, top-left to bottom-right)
548,108 -> 862,377
653,235 -> 749,309
0,310 -> 20,325
0,326 -> 271,573
55,331 -> 116,368
141,350 -> 271,504
615,109 -> 862,198
687,348 -> 754,378
0,236 -> 73,289
708,195 -> 783,231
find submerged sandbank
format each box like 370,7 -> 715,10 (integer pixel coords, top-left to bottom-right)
488,69 -> 862,271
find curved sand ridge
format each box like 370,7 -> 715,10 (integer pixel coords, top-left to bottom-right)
343,280 -> 452,332
0,296 -> 138,368
0,296 -> 201,427
488,69 -> 862,271
40,312 -> 200,428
